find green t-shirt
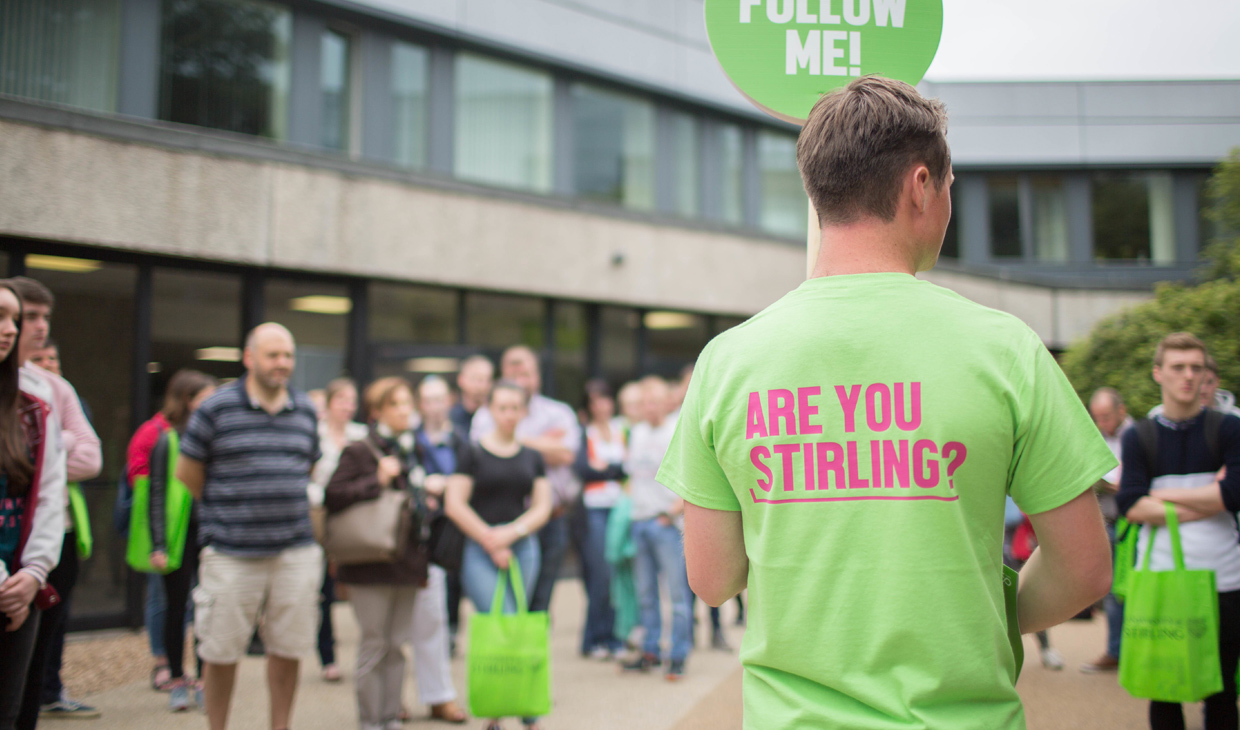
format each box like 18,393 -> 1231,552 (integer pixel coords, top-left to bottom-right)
657,274 -> 1116,730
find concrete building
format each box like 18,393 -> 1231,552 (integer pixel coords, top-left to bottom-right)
0,0 -> 1235,628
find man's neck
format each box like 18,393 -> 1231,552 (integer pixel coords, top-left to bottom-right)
810,223 -> 921,278
246,375 -> 288,414
422,417 -> 450,437
461,395 -> 484,413
1160,397 -> 1203,423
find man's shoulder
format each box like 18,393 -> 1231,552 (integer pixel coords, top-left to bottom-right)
532,394 -> 577,424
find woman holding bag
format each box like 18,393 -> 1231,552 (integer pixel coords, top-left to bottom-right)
129,369 -> 217,711
446,381 -> 552,730
325,377 -> 466,730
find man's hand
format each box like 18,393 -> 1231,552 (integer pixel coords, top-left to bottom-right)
150,551 -> 169,571
0,572 -> 39,618
424,473 -> 448,496
1149,485 -> 1225,517
376,456 -> 402,487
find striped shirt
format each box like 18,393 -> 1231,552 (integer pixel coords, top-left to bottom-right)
181,378 -> 321,557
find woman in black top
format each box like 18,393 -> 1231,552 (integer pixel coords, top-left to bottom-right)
445,381 -> 552,730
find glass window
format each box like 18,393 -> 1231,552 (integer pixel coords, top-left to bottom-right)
600,306 -> 638,389
464,292 -> 545,351
1148,172 -> 1177,264
988,176 -> 1022,258
1093,173 -> 1151,261
646,311 -> 709,379
571,84 -> 656,210
670,111 -> 700,218
159,0 -> 291,139
23,257 -> 135,620
264,279 -> 350,393
1031,176 -> 1069,263
391,41 -> 428,169
0,0 -> 121,112
712,315 -> 747,337
454,54 -> 553,192
552,302 -> 587,406
369,282 -> 456,344
758,130 -> 808,238
1200,175 -> 1220,254
719,123 -> 744,225
150,268 -> 244,428
320,29 -> 350,152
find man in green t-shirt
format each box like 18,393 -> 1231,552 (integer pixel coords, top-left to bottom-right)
656,76 -> 1116,729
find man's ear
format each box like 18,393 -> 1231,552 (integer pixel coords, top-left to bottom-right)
910,166 -> 932,213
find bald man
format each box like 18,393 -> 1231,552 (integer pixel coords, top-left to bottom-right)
177,323 -> 324,730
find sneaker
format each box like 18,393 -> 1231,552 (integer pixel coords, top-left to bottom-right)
1081,654 -> 1120,673
39,697 -> 101,719
1040,647 -> 1065,670
620,652 -> 659,673
665,659 -> 686,682
588,646 -> 613,661
169,682 -> 191,712
711,627 -> 733,652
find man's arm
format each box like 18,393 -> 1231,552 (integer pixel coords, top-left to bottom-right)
1018,489 -> 1112,634
683,502 -> 747,607
50,374 -> 101,482
1149,484 -> 1225,517
177,456 -> 206,500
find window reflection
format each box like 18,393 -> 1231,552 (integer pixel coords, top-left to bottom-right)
646,311 -> 708,379
465,292 -> 544,351
758,130 -> 808,238
151,269 -> 244,401
599,306 -> 638,389
391,41 -> 428,169
988,176 -> 1022,259
24,259 -> 136,619
0,0 -> 121,112
719,124 -> 745,225
553,302 -> 587,406
264,278 -> 350,393
1031,176 -> 1069,263
320,29 -> 350,152
454,54 -> 553,192
1092,172 -> 1176,263
572,84 -> 656,210
670,111 -> 700,218
158,0 -> 291,139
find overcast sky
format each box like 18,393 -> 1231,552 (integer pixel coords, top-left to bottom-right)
923,0 -> 1240,81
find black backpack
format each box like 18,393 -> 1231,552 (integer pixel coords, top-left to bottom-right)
1134,408 -> 1224,478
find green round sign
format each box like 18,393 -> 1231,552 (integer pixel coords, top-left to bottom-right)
705,0 -> 943,124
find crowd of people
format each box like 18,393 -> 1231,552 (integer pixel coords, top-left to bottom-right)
0,270 -> 738,730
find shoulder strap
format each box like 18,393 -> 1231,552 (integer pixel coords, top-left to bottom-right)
1204,408 -> 1224,466
1135,419 -> 1159,478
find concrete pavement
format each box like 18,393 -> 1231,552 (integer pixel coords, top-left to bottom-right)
60,578 -> 744,730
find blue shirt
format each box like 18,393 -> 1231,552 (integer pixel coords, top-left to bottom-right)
181,378 -> 321,557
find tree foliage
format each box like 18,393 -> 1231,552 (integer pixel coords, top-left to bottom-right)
1061,150 -> 1240,415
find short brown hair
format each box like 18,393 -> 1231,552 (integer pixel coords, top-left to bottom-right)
1205,354 -> 1219,376
5,276 -> 54,310
324,377 -> 357,406
797,76 -> 950,225
364,376 -> 413,420
1154,332 -> 1208,367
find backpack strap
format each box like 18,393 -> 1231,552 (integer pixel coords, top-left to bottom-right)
1135,418 -> 1159,479
1204,408 -> 1224,467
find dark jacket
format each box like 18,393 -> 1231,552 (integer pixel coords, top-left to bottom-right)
324,430 -> 429,586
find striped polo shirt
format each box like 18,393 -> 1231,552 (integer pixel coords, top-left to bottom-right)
181,377 -> 321,557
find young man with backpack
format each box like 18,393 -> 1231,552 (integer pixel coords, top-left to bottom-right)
1117,332 -> 1240,729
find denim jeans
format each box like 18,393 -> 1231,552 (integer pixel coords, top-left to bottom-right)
461,536 -> 540,614
529,514 -> 569,613
146,572 -> 168,658
632,518 -> 692,663
580,508 -> 619,654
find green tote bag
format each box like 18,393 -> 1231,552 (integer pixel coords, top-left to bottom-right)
467,559 -> 552,718
1119,503 -> 1222,703
1112,517 -> 1139,602
126,431 -> 193,575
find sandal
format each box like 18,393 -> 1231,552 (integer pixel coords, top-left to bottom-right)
151,663 -> 174,692
430,701 -> 468,724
